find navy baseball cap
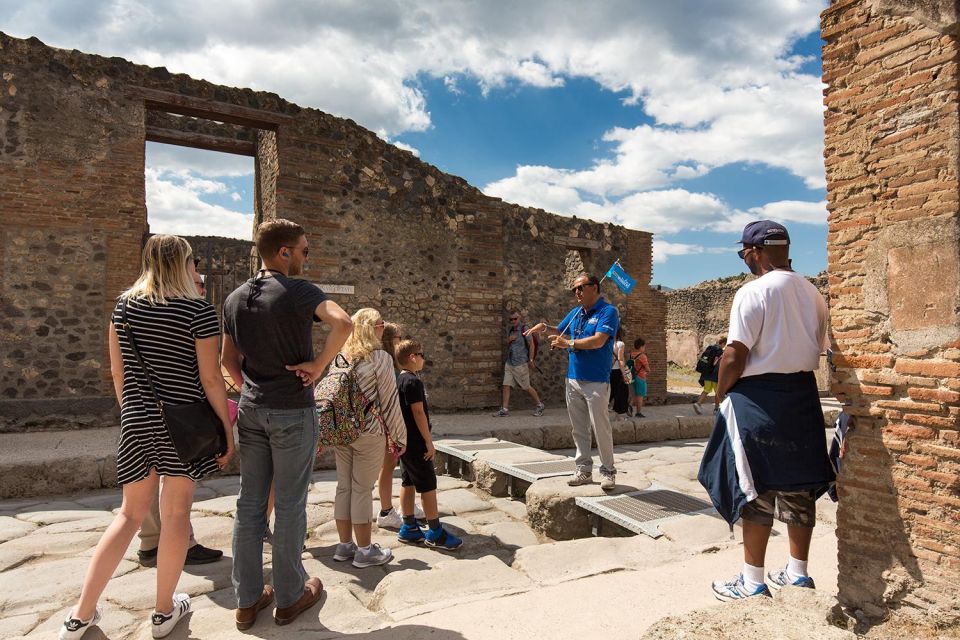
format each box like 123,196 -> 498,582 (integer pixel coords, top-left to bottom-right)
738,220 -> 790,246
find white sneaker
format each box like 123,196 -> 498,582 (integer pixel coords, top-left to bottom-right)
567,472 -> 593,486
151,593 -> 191,639
352,543 -> 393,568
60,605 -> 102,640
333,541 -> 357,561
377,507 -> 403,529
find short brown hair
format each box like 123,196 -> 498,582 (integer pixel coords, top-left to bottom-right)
396,338 -> 423,365
256,218 -> 304,259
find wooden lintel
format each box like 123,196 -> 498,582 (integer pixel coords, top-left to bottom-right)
551,235 -> 602,250
137,87 -> 291,130
145,126 -> 257,157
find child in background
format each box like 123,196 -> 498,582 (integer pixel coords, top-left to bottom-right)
394,338 -> 463,550
627,338 -> 649,418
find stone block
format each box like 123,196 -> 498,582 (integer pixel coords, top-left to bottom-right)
369,556 -> 533,619
0,531 -> 103,557
888,241 -> 957,331
490,497 -> 529,520
0,547 -> 37,572
32,513 -> 114,535
437,488 -> 492,515
0,556 -> 137,617
463,507 -> 514,527
15,508 -> 104,525
678,415 -> 714,439
541,423 -> 575,450
0,613 -> 40,637
612,418 -> 637,444
488,428 -> 545,449
191,495 -> 238,516
103,557 -> 234,610
657,513 -> 738,549
634,418 -> 680,443
0,456 -> 104,499
471,460 -> 509,497
26,606 -> 139,639
479,521 -> 541,549
0,516 -> 37,543
525,476 -> 643,541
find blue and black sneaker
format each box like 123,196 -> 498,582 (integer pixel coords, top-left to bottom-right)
767,567 -> 816,591
398,523 -> 425,544
424,526 -> 463,551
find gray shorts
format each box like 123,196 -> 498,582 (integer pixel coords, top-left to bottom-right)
741,490 -> 817,528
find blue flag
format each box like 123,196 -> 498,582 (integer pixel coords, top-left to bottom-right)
605,262 -> 636,294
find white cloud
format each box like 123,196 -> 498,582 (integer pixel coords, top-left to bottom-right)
145,168 -> 253,239
653,240 -> 732,264
390,141 -> 421,157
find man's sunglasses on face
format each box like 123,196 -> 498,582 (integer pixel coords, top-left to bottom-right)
510,317 -> 520,322
737,246 -> 758,260
571,283 -> 596,294
284,245 -> 309,257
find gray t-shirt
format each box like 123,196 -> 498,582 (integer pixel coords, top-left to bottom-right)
507,325 -> 530,366
223,272 -> 327,409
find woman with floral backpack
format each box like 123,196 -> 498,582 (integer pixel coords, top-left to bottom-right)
324,308 -> 406,568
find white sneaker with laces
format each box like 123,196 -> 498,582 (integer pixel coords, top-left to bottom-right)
377,507 -> 403,530
60,605 -> 102,640
353,543 -> 393,568
567,472 -> 593,486
711,574 -> 771,601
151,593 -> 191,638
333,541 -> 358,561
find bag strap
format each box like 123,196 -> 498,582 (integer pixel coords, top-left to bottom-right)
119,298 -> 165,415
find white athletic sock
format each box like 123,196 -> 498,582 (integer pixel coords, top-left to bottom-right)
742,563 -> 765,592
787,556 -> 808,581
359,544 -> 372,552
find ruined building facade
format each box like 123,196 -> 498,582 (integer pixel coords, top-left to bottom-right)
0,33 -> 665,431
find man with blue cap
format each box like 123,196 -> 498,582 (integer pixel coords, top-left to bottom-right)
698,220 -> 834,601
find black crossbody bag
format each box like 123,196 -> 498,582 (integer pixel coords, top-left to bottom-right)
120,298 -> 226,463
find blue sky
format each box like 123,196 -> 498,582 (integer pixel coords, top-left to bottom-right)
7,0 -> 829,289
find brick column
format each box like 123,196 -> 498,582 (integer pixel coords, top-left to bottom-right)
823,0 -> 960,618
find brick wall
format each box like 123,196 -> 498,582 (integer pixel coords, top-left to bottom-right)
0,33 -> 664,430
823,0 -> 960,619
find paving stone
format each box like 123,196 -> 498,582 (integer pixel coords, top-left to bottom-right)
490,497 -> 529,520
480,521 -> 540,549
0,499 -> 41,516
436,475 -> 472,491
0,613 -> 40,637
512,536 -> 684,585
541,423 -> 575,450
369,555 -> 533,620
74,491 -> 124,511
612,418 -> 637,444
678,415 -> 714,439
437,488 -> 494,515
436,515 -> 477,535
0,547 -> 37,572
103,558 -> 234,610
463,507 -> 515,527
15,507 -> 104,524
25,605 -> 140,639
197,476 -> 241,496
634,419 -> 681,443
0,516 -> 37,543
188,515 -> 236,552
647,443 -> 706,464
191,495 -> 238,516
657,513 -> 739,549
0,556 -> 137,617
33,512 -> 115,535
0,531 -> 103,557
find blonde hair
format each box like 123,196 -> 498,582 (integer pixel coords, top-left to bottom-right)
343,308 -> 383,362
381,322 -> 403,371
122,235 -> 200,303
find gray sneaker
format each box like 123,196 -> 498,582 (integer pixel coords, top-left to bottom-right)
333,541 -> 357,562
533,403 -> 545,417
600,474 -> 616,491
567,472 -> 593,486
492,408 -> 509,417
692,401 -> 703,415
353,543 -> 393,568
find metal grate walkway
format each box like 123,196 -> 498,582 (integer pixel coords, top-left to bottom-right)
575,484 -> 716,538
487,459 -> 577,483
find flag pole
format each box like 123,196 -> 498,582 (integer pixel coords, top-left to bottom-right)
599,257 -> 623,285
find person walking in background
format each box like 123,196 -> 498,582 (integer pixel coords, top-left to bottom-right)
627,338 -> 649,418
61,235 -> 234,640
526,274 -> 620,491
221,219 -> 352,630
693,336 -> 725,415
330,308 -> 407,568
492,311 -> 545,418
699,220 -> 833,601
377,322 -> 426,529
610,326 -> 631,420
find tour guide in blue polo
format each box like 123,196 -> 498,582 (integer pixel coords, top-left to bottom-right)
526,274 -> 620,491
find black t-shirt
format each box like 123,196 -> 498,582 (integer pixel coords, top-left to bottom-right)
222,272 -> 327,409
703,344 -> 724,382
398,371 -> 430,450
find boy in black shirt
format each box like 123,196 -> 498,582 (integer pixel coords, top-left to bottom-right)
395,339 -> 463,550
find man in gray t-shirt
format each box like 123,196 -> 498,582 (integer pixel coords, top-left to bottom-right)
221,219 -> 352,628
492,311 -> 544,418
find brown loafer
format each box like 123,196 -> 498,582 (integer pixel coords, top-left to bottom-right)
274,577 -> 323,626
235,585 -> 275,631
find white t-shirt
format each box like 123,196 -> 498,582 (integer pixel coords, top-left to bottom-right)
728,270 -> 829,377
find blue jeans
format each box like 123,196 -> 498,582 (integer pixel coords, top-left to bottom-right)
232,406 -> 318,609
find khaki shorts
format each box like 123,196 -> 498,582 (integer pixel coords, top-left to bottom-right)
503,362 -> 531,390
742,490 -> 817,528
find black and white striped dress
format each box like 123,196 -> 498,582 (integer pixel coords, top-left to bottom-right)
111,296 -> 222,485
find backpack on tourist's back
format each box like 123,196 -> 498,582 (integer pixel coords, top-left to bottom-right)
314,353 -> 378,448
520,324 -> 539,361
695,345 -> 720,375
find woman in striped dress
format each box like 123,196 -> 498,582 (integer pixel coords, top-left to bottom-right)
61,235 -> 235,640
328,308 -> 407,568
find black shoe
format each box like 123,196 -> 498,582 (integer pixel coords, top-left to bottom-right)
138,547 -> 158,568
185,543 -> 223,565
636,412 -> 645,418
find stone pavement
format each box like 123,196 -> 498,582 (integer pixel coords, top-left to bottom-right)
0,439 -> 842,640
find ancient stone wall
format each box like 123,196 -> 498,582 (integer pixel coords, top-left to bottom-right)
0,33 -> 664,430
822,0 -> 960,620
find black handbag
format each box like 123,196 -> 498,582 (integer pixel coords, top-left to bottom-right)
120,299 -> 227,464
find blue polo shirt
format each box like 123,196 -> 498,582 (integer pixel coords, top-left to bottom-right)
556,298 -> 620,383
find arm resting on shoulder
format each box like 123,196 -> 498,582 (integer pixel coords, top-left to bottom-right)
715,341 -> 749,407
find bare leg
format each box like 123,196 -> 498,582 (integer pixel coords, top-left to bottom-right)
787,524 -> 814,562
420,490 -> 439,520
335,519 -> 353,544
500,385 -> 511,409
378,452 -> 396,512
353,522 -> 372,548
742,519 -> 773,568
399,485 -> 416,517
155,475 -> 196,614
527,386 -> 541,406
73,470 -> 159,620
